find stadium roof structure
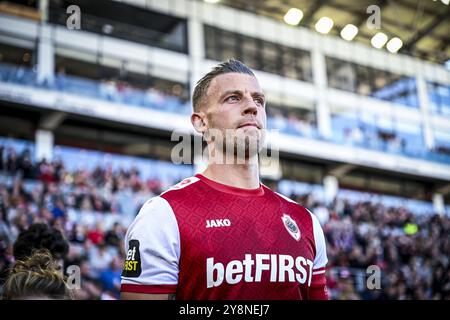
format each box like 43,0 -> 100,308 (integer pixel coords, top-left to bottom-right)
209,0 -> 450,66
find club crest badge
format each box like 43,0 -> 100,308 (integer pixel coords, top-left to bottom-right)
282,214 -> 301,241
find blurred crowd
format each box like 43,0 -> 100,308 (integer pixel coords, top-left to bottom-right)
342,126 -> 408,154
296,194 -> 450,300
0,142 -> 449,299
267,106 -> 317,138
0,143 -> 163,299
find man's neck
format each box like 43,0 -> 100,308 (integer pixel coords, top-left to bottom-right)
201,159 -> 260,189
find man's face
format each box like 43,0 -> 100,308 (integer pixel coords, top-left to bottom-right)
201,72 -> 266,161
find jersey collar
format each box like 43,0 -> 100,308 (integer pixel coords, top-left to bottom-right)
195,174 -> 265,197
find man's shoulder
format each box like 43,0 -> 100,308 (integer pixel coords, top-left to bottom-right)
265,186 -> 314,218
133,176 -> 202,221
162,176 -> 201,193
158,176 -> 202,201
263,185 -> 301,206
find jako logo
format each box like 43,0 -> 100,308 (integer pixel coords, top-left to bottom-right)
206,219 -> 231,228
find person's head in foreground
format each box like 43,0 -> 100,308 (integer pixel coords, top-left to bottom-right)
191,59 -> 266,165
13,223 -> 69,267
2,249 -> 73,300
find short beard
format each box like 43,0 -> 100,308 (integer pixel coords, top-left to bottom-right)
206,128 -> 264,165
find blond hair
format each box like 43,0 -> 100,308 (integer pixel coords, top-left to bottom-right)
2,249 -> 73,300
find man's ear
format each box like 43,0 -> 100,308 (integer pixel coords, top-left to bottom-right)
191,112 -> 207,134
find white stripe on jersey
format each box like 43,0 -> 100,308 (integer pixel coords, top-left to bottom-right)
312,270 -> 326,275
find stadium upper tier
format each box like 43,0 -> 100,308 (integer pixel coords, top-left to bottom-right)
1,62 -> 449,165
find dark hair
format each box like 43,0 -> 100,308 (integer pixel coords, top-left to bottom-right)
13,223 -> 69,261
192,59 -> 255,112
2,249 -> 73,300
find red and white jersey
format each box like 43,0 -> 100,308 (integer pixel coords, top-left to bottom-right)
121,174 -> 328,300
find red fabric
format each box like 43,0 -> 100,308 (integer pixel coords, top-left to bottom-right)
87,230 -> 104,245
309,273 -> 329,300
158,174 -> 326,300
121,284 -> 176,294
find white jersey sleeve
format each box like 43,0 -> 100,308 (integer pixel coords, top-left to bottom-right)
307,209 -> 329,299
308,210 -> 328,271
121,196 -> 180,294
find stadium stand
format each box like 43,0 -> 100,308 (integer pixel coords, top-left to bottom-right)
0,0 -> 449,301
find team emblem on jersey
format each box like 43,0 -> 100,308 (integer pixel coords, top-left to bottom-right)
122,239 -> 142,277
282,214 -> 301,241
